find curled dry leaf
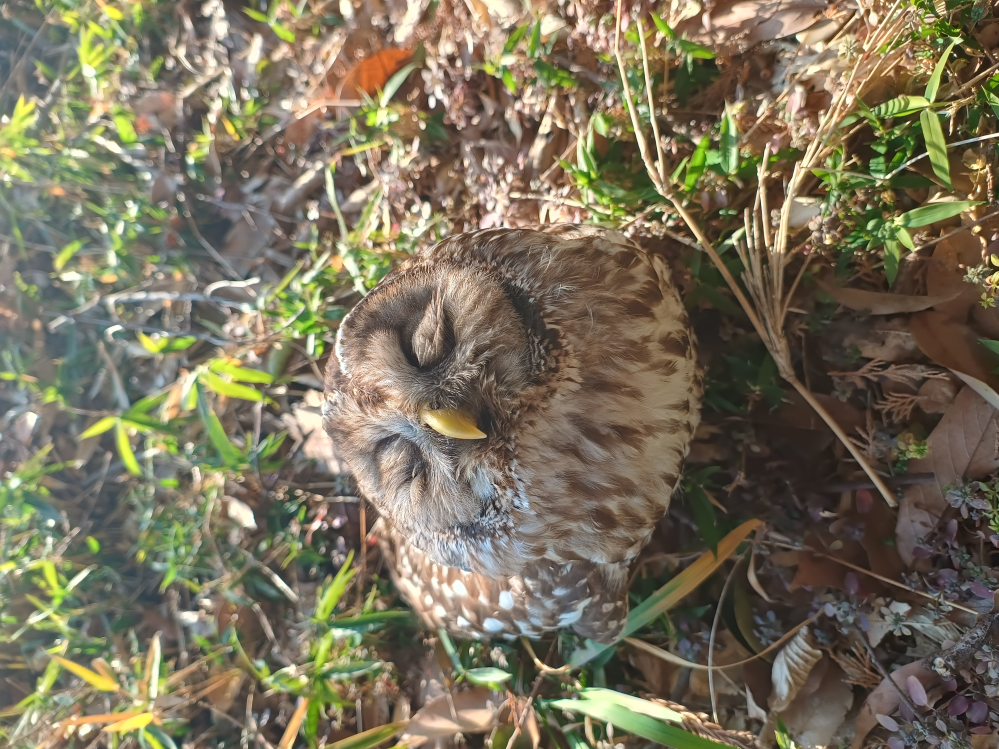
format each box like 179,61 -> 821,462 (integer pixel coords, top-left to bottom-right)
896,387 -> 999,565
335,48 -> 414,100
675,0 -> 828,51
851,660 -> 939,749
769,626 -> 823,712
400,687 -> 504,748
910,311 -> 999,410
224,497 -> 257,530
773,662 -> 854,749
815,277 -> 964,315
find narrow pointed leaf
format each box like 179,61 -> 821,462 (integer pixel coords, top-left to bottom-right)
104,712 -> 155,732
720,106 -> 739,175
52,656 -> 120,692
919,109 -> 951,189
80,416 -> 118,440
203,371 -> 264,402
329,721 -> 409,749
546,699 -> 730,749
896,200 -> 979,227
871,96 -> 930,118
115,419 -> 141,475
925,37 -> 961,103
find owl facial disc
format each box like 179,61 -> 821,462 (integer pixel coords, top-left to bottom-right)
419,407 -> 487,440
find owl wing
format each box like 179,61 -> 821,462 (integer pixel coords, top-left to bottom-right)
374,518 -> 627,644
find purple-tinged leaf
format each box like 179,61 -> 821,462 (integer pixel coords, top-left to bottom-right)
907,675 -> 928,706
877,714 -> 900,732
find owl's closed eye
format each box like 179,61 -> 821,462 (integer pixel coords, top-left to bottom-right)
323,224 -> 702,642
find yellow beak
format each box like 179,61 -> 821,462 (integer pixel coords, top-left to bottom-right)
419,407 -> 487,440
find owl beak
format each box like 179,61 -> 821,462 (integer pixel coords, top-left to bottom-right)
419,407 -> 487,440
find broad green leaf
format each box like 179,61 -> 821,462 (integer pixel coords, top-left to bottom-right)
42,560 -> 59,592
919,109 -> 951,189
114,114 -> 136,144
54,239 -> 85,271
686,483 -> 720,554
138,332 -> 169,354
528,20 -> 541,58
209,359 -> 274,383
576,689 -> 683,724
895,200 -> 980,227
52,656 -> 119,692
501,68 -> 516,93
243,7 -> 269,21
884,238 -> 901,286
202,371 -> 264,402
379,62 -> 418,107
271,21 -> 295,43
126,390 -> 171,416
570,519 -> 761,666
196,388 -> 243,465
651,15 -> 674,38
115,419 -> 141,475
465,667 -> 513,686
143,726 -> 178,749
985,90 -> 999,121
925,37 -> 961,103
896,226 -> 916,251
684,135 -> 709,192
676,38 -> 715,59
316,549 -> 356,620
855,97 -> 879,129
871,96 -> 930,118
503,22 -> 530,54
327,721 -> 409,749
980,339 -> 999,357
547,699 -> 730,749
720,105 -> 739,175
80,416 -> 118,440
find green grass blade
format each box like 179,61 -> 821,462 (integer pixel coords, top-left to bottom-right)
547,699 -> 730,749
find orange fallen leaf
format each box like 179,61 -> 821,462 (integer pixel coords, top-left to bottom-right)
336,48 -> 414,100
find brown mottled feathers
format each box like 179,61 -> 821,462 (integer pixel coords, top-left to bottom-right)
323,225 -> 702,642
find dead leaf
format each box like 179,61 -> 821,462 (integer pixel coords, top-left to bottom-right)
910,311 -> 999,406
816,277 -> 964,315
851,660 -> 939,749
336,49 -> 414,100
896,387 -> 999,565
400,687 -> 504,748
776,661 -> 854,749
224,497 -> 257,530
676,0 -> 828,50
925,231 -> 983,322
843,317 -> 921,362
769,627 -> 823,712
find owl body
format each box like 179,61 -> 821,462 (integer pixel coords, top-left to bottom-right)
323,225 -> 701,642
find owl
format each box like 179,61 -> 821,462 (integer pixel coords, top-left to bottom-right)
323,225 -> 701,643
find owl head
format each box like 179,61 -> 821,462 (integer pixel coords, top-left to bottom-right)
323,257 -> 548,576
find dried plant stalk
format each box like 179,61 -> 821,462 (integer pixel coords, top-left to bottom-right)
613,0 -> 908,507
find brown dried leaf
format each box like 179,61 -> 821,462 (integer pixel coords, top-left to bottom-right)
769,627 -> 823,712
909,311 -> 999,408
776,662 -> 854,749
815,277 -> 963,315
925,231 -> 983,322
675,0 -> 827,50
851,660 -> 939,749
336,48 -> 414,100
896,387 -> 999,565
400,687 -> 504,748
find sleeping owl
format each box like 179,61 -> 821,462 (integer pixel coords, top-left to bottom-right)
322,225 -> 701,643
